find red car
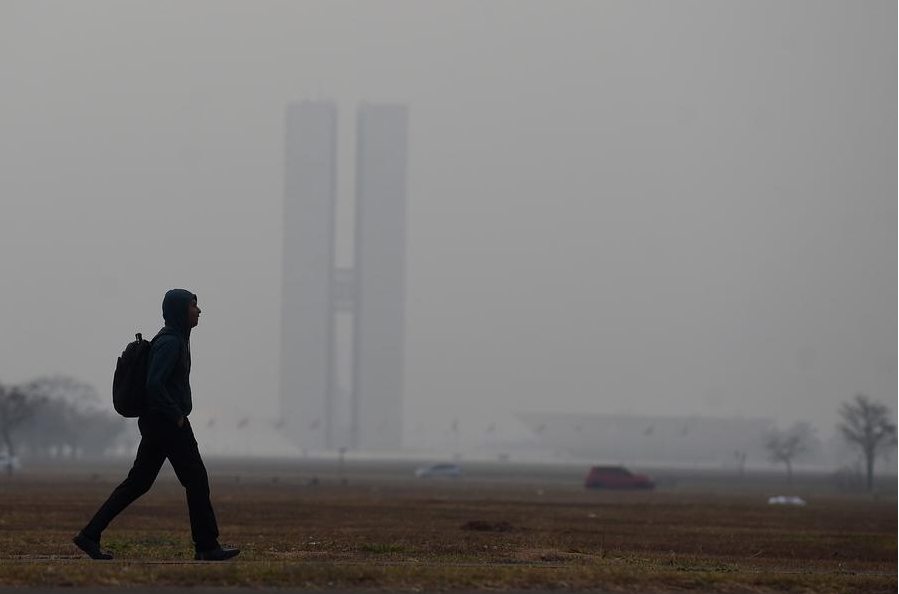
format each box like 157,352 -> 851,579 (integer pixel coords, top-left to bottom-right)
584,465 -> 654,490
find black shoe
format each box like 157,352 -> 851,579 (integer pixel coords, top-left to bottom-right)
73,531 -> 113,560
194,546 -> 240,561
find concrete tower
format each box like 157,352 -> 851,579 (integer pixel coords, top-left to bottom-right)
281,101 -> 407,452
281,101 -> 338,450
352,104 -> 408,451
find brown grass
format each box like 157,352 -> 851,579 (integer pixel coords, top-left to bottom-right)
0,467 -> 894,592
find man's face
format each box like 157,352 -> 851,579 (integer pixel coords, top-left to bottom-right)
187,299 -> 201,328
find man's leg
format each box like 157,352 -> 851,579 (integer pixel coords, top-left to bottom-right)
166,419 -> 220,552
81,418 -> 167,542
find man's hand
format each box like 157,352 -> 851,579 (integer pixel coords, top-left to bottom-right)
177,417 -> 185,428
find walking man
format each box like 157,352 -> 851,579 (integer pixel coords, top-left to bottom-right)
73,289 -> 239,561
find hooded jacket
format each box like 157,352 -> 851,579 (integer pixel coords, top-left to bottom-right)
145,289 -> 195,423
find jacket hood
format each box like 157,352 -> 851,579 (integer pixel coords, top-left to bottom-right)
162,288 -> 196,338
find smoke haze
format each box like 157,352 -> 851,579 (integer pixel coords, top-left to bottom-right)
0,1 -> 895,456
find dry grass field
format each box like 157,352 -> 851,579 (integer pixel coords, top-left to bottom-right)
0,459 -> 894,593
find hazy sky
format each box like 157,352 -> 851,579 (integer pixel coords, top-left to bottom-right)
1,1 -> 895,450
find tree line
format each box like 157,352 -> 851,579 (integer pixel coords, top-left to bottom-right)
764,394 -> 895,491
0,376 -> 133,465
0,377 -> 895,491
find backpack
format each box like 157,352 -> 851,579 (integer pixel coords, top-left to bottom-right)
112,332 -> 153,417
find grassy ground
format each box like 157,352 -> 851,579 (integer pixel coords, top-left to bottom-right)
0,465 -> 894,592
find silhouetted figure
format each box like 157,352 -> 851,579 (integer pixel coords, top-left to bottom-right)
73,290 -> 239,561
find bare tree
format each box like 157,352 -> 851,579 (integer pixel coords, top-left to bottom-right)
17,376 -> 128,459
766,422 -> 815,484
21,375 -> 100,408
837,394 -> 897,492
0,383 -> 44,473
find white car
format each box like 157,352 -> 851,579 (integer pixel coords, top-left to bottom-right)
0,453 -> 20,472
414,463 -> 462,479
767,495 -> 807,506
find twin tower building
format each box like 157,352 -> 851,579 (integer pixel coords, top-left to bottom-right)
281,101 -> 407,452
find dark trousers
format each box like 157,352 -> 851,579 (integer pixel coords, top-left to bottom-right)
82,413 -> 220,552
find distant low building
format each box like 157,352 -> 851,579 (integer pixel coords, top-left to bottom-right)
515,412 -> 774,466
